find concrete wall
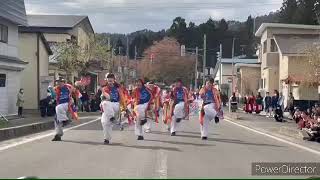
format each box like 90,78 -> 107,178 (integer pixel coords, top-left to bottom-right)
39,36 -> 50,100
287,56 -> 318,101
39,37 -> 49,77
279,55 -> 289,81
262,67 -> 279,93
18,33 -> 38,109
239,66 -> 260,96
19,33 -> 50,109
0,18 -> 18,58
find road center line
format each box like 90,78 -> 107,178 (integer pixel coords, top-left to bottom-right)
0,117 -> 101,152
224,118 -> 320,156
156,150 -> 168,179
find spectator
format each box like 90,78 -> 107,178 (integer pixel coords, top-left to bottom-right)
90,93 -> 97,112
229,92 -> 238,112
271,90 -> 280,115
248,93 -> 255,114
278,92 -> 284,110
244,94 -> 252,113
81,91 -> 89,112
16,88 -> 24,118
293,108 -> 302,124
264,92 -> 272,118
287,92 -> 295,118
301,112 -> 320,142
255,92 -> 263,114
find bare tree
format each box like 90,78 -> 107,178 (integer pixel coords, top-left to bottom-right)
54,36 -> 111,81
139,37 -> 195,84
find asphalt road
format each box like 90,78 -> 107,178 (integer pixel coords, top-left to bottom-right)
0,114 -> 319,179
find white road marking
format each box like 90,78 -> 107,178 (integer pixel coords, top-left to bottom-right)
224,118 -> 320,156
0,117 -> 101,152
156,150 -> 168,179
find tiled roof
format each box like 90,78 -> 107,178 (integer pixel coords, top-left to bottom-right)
27,14 -> 87,28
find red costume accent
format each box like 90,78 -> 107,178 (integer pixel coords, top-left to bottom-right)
55,84 -> 79,121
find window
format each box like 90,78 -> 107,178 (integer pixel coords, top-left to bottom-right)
0,74 -> 6,87
270,39 -> 278,52
0,24 -> 8,43
263,40 -> 267,54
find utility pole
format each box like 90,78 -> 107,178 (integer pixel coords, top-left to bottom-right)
118,46 -> 123,81
231,37 -> 236,93
195,47 -> 198,90
203,34 -> 207,86
126,36 -> 129,84
134,45 -> 137,78
111,48 -> 114,73
107,37 -> 111,71
219,44 -> 223,90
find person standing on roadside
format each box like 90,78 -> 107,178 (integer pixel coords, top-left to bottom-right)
287,92 -> 295,118
16,88 -> 24,117
264,92 -> 272,118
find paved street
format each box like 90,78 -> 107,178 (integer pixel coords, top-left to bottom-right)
0,114 -> 319,179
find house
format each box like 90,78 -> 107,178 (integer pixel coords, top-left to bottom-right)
18,29 -> 53,110
19,15 -> 95,89
255,23 -> 320,107
215,58 -> 258,98
0,1 -> 28,115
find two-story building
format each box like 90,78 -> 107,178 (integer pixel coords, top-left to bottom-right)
19,15 -> 95,88
215,58 -> 259,98
0,1 -> 28,115
18,29 -> 53,110
255,23 -> 320,107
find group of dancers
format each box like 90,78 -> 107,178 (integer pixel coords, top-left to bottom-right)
51,73 -> 222,144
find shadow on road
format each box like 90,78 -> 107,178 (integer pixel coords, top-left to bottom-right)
62,140 -> 182,152
179,131 -> 219,136
144,139 -> 215,147
170,134 -> 283,147
149,131 -> 218,136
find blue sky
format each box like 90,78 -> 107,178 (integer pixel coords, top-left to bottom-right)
25,0 -> 283,33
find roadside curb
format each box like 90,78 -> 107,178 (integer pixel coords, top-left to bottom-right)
224,114 -> 303,140
0,121 -> 54,142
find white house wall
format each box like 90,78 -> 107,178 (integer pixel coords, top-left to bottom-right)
0,69 -> 20,115
0,18 -> 18,58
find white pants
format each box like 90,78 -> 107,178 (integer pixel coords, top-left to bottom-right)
135,103 -> 149,136
171,102 -> 185,133
56,103 -> 69,122
200,103 -> 217,137
144,120 -> 152,131
101,101 -> 120,141
54,103 -> 69,136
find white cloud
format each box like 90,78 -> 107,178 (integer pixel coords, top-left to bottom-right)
25,0 -> 283,33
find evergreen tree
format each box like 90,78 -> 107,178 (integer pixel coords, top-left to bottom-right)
279,0 -> 298,23
295,0 -> 318,25
114,38 -> 125,56
218,19 -> 229,32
